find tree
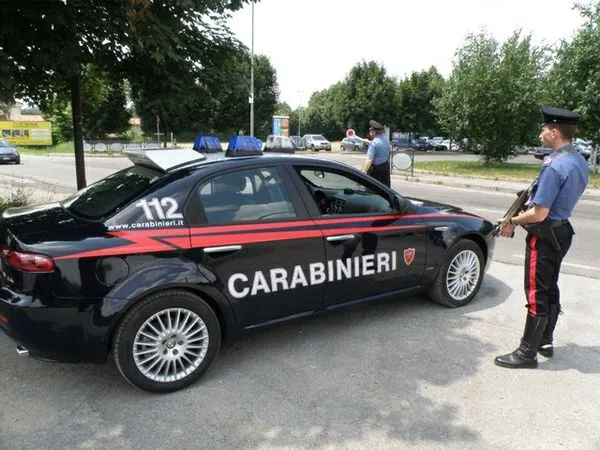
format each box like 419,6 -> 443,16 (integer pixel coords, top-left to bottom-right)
436,31 -> 548,162
341,61 -> 398,137
545,1 -> 600,170
396,67 -> 445,136
82,66 -> 130,140
0,0 -> 250,188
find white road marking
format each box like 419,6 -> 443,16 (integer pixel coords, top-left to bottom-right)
511,254 -> 599,271
474,208 -> 505,213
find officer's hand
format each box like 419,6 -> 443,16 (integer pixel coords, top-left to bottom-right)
495,218 -> 515,238
363,139 -> 370,144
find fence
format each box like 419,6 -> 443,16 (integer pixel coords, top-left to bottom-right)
83,141 -> 164,153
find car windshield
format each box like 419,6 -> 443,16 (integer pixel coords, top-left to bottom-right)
62,165 -> 163,220
0,139 -> 11,147
313,135 -> 326,141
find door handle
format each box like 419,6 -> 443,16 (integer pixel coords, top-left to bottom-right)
203,245 -> 242,254
326,234 -> 355,242
434,226 -> 449,231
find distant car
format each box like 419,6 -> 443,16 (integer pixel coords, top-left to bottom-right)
264,135 -> 295,154
302,134 -> 332,152
0,139 -> 20,164
441,139 -> 459,151
511,146 -> 530,156
429,137 -> 446,151
410,138 -> 432,151
340,136 -> 368,152
533,147 -> 552,160
289,135 -> 304,150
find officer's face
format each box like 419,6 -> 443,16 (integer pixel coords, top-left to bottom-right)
539,125 -> 555,148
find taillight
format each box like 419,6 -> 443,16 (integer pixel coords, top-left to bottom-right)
1,249 -> 54,273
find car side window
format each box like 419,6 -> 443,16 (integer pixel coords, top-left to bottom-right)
197,167 -> 297,224
296,167 -> 393,216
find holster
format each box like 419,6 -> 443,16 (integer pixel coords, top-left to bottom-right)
523,218 -> 561,251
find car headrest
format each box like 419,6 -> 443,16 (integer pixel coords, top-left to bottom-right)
215,172 -> 247,194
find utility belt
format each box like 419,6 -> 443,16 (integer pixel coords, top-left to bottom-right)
523,218 -> 563,251
550,219 -> 569,228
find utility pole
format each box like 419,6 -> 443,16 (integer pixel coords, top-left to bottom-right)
249,1 -> 255,137
297,90 -> 302,136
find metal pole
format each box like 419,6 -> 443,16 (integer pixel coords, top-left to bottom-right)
250,1 -> 255,137
297,90 -> 302,136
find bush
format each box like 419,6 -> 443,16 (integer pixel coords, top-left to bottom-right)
0,182 -> 32,214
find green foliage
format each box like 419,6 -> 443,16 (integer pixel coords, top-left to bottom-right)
396,66 -> 445,136
42,100 -> 74,144
341,61 -> 398,137
545,2 -> 600,146
0,183 -> 32,213
436,31 -> 547,163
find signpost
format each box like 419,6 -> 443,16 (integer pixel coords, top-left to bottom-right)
155,115 -> 162,145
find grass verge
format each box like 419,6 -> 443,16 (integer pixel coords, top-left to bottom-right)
413,160 -> 600,187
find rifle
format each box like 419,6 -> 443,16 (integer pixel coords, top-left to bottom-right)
493,179 -> 561,251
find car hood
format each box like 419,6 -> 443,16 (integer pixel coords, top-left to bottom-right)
0,148 -> 17,154
406,196 -> 478,217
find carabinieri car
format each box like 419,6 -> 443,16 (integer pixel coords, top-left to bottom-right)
0,147 -> 495,392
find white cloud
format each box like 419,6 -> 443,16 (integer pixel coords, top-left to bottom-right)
228,0 -> 586,106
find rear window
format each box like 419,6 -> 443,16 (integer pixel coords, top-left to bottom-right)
62,165 -> 163,220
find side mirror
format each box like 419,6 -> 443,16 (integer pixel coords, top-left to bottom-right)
392,194 -> 409,213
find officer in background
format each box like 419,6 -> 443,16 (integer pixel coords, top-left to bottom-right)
495,105 -> 589,369
362,120 -> 391,187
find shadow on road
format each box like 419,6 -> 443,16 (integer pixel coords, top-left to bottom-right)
0,275 -> 512,448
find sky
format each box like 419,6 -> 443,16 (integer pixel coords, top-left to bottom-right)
227,0 -> 587,107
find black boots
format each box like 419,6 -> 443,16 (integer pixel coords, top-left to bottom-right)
538,305 -> 561,357
495,315 -> 548,368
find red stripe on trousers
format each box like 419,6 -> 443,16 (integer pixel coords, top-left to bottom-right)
528,235 -> 538,315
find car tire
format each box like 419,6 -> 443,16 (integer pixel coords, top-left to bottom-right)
113,289 -> 221,393
15,158 -> 20,165
311,144 -> 318,152
428,239 -> 484,308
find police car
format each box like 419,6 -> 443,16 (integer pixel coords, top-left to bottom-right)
0,146 -> 495,392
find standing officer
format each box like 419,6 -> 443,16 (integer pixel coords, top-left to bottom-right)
495,105 -> 589,368
362,120 -> 391,187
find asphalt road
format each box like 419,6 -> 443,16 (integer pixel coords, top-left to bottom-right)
1,153 -> 600,449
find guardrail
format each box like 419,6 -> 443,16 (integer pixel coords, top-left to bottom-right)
83,142 -> 163,152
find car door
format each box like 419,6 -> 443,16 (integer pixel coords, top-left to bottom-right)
288,165 -> 427,306
186,165 -> 326,328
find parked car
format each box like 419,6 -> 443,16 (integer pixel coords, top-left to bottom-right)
410,138 -> 432,151
533,147 -> 552,160
441,139 -> 459,151
303,134 -> 332,151
264,135 -> 295,154
533,146 -> 595,162
0,139 -> 20,164
511,146 -> 530,156
391,131 -> 413,150
429,137 -> 446,151
289,135 -> 304,150
0,147 -> 495,392
340,136 -> 368,152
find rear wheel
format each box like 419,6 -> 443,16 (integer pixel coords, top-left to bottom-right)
428,239 -> 484,307
113,290 -> 221,393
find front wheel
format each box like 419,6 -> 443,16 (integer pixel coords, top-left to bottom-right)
428,239 -> 484,307
113,290 -> 221,393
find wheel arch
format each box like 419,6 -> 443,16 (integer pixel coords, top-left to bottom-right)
105,284 -> 236,358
